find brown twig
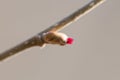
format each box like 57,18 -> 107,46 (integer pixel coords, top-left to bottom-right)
0,0 -> 105,61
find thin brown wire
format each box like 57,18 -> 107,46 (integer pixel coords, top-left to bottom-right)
0,0 -> 105,61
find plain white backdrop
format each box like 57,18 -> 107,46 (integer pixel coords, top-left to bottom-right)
0,0 -> 120,80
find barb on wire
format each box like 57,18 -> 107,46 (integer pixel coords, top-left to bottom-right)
0,0 -> 105,61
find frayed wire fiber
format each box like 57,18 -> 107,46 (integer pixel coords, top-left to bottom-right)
0,0 -> 105,61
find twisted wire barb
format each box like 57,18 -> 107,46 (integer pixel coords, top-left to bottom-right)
0,0 -> 105,61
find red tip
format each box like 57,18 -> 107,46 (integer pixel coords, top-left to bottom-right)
67,38 -> 74,44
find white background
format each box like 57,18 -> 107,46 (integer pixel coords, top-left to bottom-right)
0,0 -> 120,80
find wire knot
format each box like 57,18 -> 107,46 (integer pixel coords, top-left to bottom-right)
41,32 -> 73,46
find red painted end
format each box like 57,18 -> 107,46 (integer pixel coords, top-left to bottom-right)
67,38 -> 74,44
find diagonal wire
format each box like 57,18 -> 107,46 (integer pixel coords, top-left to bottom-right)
0,0 -> 105,61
